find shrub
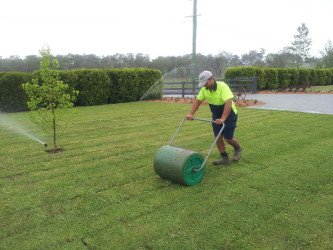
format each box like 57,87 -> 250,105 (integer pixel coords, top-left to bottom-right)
276,69 -> 291,88
287,69 -> 299,87
104,68 -> 162,103
136,69 -> 163,100
221,67 -> 333,89
316,69 -> 332,85
225,67 -> 266,90
309,69 -> 318,85
64,69 -> 110,106
0,72 -> 32,112
298,69 -> 311,86
265,68 -> 279,89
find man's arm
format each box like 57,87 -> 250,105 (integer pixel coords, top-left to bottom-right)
215,99 -> 232,124
187,99 -> 202,120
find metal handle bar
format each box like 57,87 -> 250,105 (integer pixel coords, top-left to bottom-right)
169,117 -> 225,172
192,118 -> 215,123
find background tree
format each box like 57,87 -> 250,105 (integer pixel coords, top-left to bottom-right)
289,23 -> 312,68
320,40 -> 333,68
265,48 -> 295,68
241,49 -> 266,67
23,55 -> 40,72
1,39 -> 331,74
22,46 -> 79,151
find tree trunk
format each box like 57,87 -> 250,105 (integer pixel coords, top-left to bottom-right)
51,103 -> 57,149
53,117 -> 56,149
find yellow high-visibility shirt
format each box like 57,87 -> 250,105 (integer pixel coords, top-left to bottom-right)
197,81 -> 237,114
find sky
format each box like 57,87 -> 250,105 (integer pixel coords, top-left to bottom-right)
1,0 -> 332,59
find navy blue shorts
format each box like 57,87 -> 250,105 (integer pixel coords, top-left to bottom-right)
209,104 -> 237,140
211,116 -> 237,139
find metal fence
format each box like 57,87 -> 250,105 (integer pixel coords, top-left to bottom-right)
163,77 -> 257,97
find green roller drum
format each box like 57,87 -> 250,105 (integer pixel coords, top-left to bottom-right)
154,145 -> 206,186
153,118 -> 225,186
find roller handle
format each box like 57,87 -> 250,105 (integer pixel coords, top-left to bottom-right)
192,118 -> 215,123
169,117 -> 218,146
169,117 -> 225,172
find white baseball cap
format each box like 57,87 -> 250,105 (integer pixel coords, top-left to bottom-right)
198,70 -> 213,87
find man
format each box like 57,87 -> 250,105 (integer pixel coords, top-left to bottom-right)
187,70 -> 242,165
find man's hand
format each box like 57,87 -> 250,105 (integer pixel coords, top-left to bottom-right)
187,114 -> 194,120
215,118 -> 224,125
187,99 -> 202,121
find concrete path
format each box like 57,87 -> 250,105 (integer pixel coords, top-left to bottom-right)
246,94 -> 333,115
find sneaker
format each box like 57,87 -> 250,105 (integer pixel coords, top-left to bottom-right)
213,156 -> 230,165
232,146 -> 242,162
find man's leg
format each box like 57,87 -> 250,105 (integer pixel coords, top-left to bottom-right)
216,135 -> 226,153
225,138 -> 242,162
213,135 -> 230,165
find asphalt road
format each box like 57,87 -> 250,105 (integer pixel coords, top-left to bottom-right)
246,94 -> 333,115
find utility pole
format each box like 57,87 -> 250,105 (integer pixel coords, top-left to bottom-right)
191,0 -> 197,83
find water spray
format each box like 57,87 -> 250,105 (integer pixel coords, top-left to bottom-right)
0,113 -> 47,147
140,64 -> 209,101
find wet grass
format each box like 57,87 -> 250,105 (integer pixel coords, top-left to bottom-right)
306,85 -> 333,92
1,102 -> 332,249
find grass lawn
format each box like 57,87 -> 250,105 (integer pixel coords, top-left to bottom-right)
1,101 -> 332,249
306,85 -> 333,93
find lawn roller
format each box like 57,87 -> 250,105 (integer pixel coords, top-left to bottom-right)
153,117 -> 225,186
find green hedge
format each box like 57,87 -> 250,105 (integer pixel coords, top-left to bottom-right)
225,67 -> 333,90
105,69 -> 139,103
225,67 -> 266,90
0,68 -> 162,112
135,69 -> 163,100
298,69 -> 311,86
316,69 -> 333,85
265,69 -> 279,89
33,69 -> 111,106
104,68 -> 162,103
64,69 -> 110,106
0,72 -> 32,112
276,69 -> 291,88
287,69 -> 300,87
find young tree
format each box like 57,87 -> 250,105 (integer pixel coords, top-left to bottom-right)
22,46 -> 78,151
289,23 -> 312,68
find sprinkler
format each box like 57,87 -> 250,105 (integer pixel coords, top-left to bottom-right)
44,143 -> 48,147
